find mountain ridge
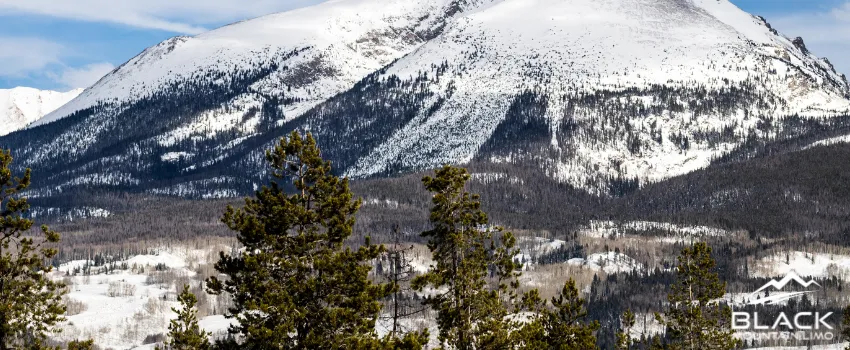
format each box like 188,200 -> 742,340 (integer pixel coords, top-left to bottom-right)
0,87 -> 82,136
2,0 -> 850,199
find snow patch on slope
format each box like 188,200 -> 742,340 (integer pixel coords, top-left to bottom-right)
567,252 -> 643,274
753,251 -> 850,280
579,220 -> 734,242
804,134 -> 850,149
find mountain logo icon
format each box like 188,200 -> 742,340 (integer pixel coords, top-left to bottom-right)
747,271 -> 820,305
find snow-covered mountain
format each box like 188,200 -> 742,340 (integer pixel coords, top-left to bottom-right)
2,0 -> 850,198
0,87 -> 82,136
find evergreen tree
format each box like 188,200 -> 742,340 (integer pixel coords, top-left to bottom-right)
206,131 -> 391,349
616,308 -> 635,350
411,165 -> 521,350
656,242 -> 739,350
517,279 -> 599,349
0,150 -> 65,349
159,285 -> 210,350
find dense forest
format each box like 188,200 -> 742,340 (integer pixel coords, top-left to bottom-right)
3,129 -> 849,349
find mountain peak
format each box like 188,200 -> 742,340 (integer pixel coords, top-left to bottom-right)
3,0 -> 850,198
0,87 -> 82,136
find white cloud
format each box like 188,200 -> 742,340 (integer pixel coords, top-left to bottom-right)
769,1 -> 850,76
0,36 -> 113,89
0,37 -> 63,77
0,0 -> 327,34
49,62 -> 116,89
0,1 -> 329,89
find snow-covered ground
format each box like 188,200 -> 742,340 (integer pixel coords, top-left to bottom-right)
51,247 -> 229,349
753,251 -> 850,280
517,236 -> 568,252
47,242 -> 850,349
567,252 -> 644,274
29,207 -> 112,221
579,220 -> 735,243
804,134 -> 850,150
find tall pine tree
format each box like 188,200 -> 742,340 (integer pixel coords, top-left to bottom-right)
656,242 -> 739,350
0,150 -> 65,349
206,131 -> 392,349
412,165 -> 521,350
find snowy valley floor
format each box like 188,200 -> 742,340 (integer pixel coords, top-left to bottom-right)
48,220 -> 850,349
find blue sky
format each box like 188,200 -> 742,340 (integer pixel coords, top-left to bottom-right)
0,0 -> 848,91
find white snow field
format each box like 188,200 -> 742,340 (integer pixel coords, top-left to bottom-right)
753,251 -> 850,280
0,87 -> 82,136
567,251 -> 644,274
578,220 -> 737,242
51,248 -> 231,349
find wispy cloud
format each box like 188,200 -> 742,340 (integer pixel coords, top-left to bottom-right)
48,62 -> 116,90
0,0 -> 325,34
0,1 -> 327,89
770,1 -> 850,76
0,37 -> 114,90
0,37 -> 63,78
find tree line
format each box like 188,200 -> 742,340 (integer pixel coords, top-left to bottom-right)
2,134 -> 850,349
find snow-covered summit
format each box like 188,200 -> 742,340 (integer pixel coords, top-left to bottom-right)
0,87 -> 82,136
5,0 -> 850,197
46,0 -> 848,128
37,0 -> 472,127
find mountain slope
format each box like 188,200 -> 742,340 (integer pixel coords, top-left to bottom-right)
2,0 -> 849,198
345,0 -> 850,187
0,87 -> 82,136
36,0 -> 475,128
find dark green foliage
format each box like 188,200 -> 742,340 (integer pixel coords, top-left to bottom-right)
478,91 -> 550,157
378,331 -> 431,350
656,242 -> 739,350
159,285 -> 210,350
518,279 -> 600,350
0,150 -> 65,349
206,131 -> 392,349
412,165 -> 522,350
66,339 -> 95,350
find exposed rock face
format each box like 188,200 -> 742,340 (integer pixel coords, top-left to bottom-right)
792,37 -> 809,55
